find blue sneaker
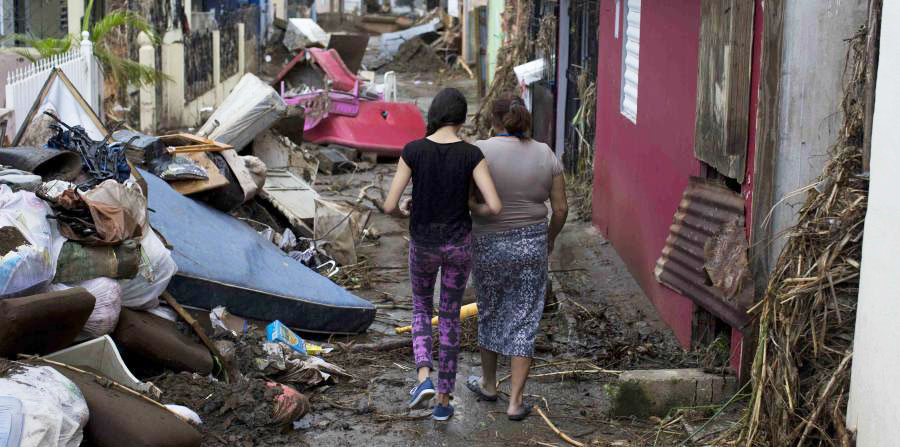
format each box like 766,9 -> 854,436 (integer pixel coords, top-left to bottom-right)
432,403 -> 454,421
408,378 -> 436,409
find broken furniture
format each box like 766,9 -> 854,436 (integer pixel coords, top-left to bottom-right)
112,308 -> 214,375
0,288 -> 95,358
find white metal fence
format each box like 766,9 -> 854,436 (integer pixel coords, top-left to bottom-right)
5,32 -> 101,135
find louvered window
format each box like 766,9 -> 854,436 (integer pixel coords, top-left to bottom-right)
620,0 -> 640,123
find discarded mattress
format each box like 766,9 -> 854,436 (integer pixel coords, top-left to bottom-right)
140,169 -> 375,334
198,73 -> 286,152
303,101 -> 425,156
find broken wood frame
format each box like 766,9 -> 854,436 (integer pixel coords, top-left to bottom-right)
693,0 -> 755,183
743,0 -> 786,383
158,133 -> 233,155
11,67 -> 107,146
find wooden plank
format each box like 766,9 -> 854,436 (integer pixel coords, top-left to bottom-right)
169,152 -> 230,196
862,0 -> 882,172
693,0 -> 755,183
745,0 -> 785,385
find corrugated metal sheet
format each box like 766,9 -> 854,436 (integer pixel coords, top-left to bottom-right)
654,177 -> 753,330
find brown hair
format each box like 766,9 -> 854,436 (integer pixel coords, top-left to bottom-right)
491,93 -> 531,139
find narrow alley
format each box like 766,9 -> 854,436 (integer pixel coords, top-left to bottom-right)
0,1 -> 895,446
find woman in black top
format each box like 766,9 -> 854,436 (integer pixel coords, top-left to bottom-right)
384,88 -> 502,421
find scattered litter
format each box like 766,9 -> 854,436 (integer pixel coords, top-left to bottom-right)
266,320 -> 309,355
164,405 -> 203,425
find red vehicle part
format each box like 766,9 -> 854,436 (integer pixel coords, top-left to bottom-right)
303,101 -> 425,156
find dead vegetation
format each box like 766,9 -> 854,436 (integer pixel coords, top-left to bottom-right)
713,26 -> 871,447
568,71 -> 597,221
471,0 -> 533,138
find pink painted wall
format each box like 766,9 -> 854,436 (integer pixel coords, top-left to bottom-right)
592,0 -> 764,379
592,0 -> 704,347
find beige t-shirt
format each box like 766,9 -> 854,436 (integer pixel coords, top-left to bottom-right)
472,137 -> 564,234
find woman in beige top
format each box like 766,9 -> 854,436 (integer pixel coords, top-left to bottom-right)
465,94 -> 568,420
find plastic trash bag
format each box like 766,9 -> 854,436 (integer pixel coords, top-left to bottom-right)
79,179 -> 148,244
0,364 -> 89,447
0,185 -> 66,298
118,229 -> 176,310
48,277 -> 123,338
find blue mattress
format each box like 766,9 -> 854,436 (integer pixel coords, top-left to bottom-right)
140,169 -> 375,334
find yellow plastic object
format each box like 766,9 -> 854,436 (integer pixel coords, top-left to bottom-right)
305,342 -> 324,356
394,303 -> 478,334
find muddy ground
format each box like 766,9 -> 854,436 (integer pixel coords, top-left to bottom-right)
148,58 -> 740,446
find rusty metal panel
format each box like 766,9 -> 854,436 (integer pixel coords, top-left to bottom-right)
655,177 -> 753,331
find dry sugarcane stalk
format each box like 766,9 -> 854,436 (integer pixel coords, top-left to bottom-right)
535,405 -> 585,447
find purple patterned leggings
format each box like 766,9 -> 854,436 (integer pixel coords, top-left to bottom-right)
408,235 -> 472,394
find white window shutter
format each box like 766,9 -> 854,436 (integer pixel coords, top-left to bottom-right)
620,0 -> 640,123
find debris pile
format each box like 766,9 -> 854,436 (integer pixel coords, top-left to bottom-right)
0,60 -> 380,446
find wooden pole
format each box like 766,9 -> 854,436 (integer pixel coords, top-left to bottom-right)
862,0 -> 882,172
162,292 -> 232,380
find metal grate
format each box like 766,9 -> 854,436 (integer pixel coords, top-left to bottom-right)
184,30 -> 214,102
220,24 -> 239,80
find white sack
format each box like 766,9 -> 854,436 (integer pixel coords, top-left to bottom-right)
48,278 -> 123,338
118,229 -> 176,310
0,365 -> 89,447
0,185 -> 66,298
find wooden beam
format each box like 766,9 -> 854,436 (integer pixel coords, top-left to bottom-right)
744,0 -> 785,384
693,0 -> 756,183
862,0 -> 882,172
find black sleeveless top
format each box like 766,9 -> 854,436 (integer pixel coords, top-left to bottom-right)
401,138 -> 485,246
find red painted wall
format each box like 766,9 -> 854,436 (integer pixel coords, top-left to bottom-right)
592,0 -> 765,370
592,0 -> 704,347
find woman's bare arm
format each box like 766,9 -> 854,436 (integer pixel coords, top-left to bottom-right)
384,158 -> 412,217
548,174 -> 568,252
470,160 -> 502,216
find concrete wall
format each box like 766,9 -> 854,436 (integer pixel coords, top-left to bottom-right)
767,0 -> 867,267
847,3 -> 900,444
486,0 -> 503,85
143,23 -> 246,131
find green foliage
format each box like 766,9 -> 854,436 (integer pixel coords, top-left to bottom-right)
5,0 -> 166,89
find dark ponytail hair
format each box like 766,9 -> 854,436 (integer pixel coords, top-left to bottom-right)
491,93 -> 532,140
426,88 -> 468,136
